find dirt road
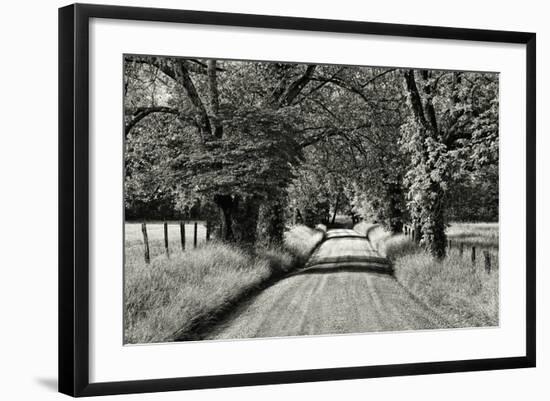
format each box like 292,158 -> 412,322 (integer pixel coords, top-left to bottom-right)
205,229 -> 448,340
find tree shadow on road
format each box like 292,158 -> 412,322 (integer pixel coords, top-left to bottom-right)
291,265 -> 394,276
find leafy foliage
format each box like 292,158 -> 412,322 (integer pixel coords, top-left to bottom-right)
124,56 -> 499,256
175,107 -> 303,200
400,70 -> 498,257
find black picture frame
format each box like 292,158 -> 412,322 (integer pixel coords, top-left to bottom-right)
59,3 -> 536,397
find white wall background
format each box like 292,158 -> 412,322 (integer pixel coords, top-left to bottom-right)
0,0 -> 546,399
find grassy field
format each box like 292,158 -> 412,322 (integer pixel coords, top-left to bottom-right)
124,224 -> 325,344
447,222 -> 499,248
356,222 -> 499,328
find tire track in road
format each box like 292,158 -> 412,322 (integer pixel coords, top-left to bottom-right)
254,274 -> 320,337
204,275 -> 309,340
276,274 -> 328,337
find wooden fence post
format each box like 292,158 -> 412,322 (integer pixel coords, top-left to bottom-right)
459,243 -> 464,257
471,246 -> 476,266
180,221 -> 186,251
141,223 -> 150,264
164,221 -> 169,258
194,222 -> 198,248
484,250 -> 491,273
206,221 -> 210,241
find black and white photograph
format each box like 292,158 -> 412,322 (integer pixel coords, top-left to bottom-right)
0,0 -> 544,398
123,55 -> 499,344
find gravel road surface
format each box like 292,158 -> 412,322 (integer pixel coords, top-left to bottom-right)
205,229 -> 448,340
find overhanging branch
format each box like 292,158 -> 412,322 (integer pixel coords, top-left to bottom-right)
125,106 -> 180,136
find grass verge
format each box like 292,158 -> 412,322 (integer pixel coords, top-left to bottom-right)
364,224 -> 499,328
124,225 -> 325,344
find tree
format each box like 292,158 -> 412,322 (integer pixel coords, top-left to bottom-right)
401,69 -> 498,257
124,57 -> 316,245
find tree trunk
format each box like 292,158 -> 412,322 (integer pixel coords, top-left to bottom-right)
413,222 -> 422,244
331,193 -> 340,225
257,197 -> 287,247
386,182 -> 404,234
207,59 -> 223,139
173,60 -> 213,141
233,196 -> 260,246
304,206 -> 316,228
403,69 -> 448,258
421,187 -> 447,259
214,194 -> 235,242
214,194 -> 260,246
295,208 -> 304,225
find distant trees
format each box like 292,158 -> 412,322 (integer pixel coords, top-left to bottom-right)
288,145 -> 354,228
124,57 -> 498,257
446,165 -> 498,222
290,67 -> 408,233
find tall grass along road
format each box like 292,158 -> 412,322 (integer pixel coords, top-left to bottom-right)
205,228 -> 449,340
124,224 -> 325,344
357,222 -> 499,328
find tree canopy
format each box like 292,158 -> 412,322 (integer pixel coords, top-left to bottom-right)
124,55 -> 498,256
